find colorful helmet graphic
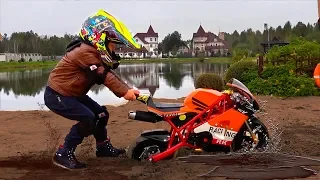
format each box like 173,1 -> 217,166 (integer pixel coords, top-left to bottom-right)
79,9 -> 140,67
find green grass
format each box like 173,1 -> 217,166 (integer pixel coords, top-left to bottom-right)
0,66 -> 53,72
0,57 -> 232,70
0,60 -> 58,69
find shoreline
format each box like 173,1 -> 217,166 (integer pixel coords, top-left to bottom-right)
0,95 -> 318,112
0,57 -> 232,70
0,97 -> 185,112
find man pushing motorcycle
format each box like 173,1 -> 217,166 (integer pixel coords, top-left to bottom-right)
44,9 -> 141,170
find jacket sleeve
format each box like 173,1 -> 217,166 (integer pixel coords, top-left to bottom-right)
104,72 -> 129,97
109,70 -> 131,89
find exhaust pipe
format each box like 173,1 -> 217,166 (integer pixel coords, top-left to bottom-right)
128,111 -> 137,120
128,111 -> 161,123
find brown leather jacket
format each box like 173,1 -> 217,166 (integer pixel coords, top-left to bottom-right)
47,43 -> 129,97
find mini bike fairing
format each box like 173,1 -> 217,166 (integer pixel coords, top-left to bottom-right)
126,78 -> 270,162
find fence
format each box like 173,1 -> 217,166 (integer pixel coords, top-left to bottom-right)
257,55 -> 320,77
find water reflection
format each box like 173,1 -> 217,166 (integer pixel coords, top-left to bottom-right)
0,62 -> 229,110
0,68 -> 52,97
95,62 -> 229,94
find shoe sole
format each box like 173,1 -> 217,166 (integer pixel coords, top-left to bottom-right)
52,158 -> 87,170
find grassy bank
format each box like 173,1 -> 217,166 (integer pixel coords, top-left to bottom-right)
0,61 -> 58,70
0,57 -> 232,70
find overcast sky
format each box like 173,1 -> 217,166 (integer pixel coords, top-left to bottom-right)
0,0 -> 318,40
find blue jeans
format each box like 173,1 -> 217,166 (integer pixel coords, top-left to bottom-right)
44,86 -> 109,149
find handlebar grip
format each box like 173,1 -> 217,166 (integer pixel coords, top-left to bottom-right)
128,111 -> 161,123
135,93 -> 151,104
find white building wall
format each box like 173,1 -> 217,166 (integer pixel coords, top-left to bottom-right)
0,54 -> 6,62
0,53 -> 42,62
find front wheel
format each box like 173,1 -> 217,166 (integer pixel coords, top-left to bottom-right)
231,117 -> 270,153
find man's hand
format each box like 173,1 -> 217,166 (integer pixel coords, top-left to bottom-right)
123,89 -> 140,101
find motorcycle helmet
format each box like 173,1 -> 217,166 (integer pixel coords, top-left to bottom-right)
79,9 -> 140,69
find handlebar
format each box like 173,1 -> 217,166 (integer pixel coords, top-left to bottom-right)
135,93 -> 151,104
230,92 -> 258,113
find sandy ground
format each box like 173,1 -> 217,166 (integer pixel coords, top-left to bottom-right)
0,95 -> 320,180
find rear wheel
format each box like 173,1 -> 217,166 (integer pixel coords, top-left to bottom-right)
127,138 -> 172,161
231,118 -> 269,152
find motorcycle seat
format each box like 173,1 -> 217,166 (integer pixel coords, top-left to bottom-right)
153,102 -> 183,112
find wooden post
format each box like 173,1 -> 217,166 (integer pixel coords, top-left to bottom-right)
257,55 -> 264,77
318,0 -> 320,19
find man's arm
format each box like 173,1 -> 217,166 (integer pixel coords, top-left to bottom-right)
109,69 -> 131,89
103,72 -> 129,97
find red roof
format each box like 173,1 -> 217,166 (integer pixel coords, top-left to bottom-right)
193,25 -> 207,38
134,33 -> 149,44
146,25 -> 158,36
205,32 -> 217,43
133,25 -> 158,44
192,25 -> 228,47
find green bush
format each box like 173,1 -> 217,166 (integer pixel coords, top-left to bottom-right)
195,73 -> 224,91
247,75 -> 320,97
245,63 -> 320,97
224,61 -> 320,97
260,63 -> 296,79
224,58 -> 258,84
225,42 -> 320,97
266,37 -> 320,65
232,48 -> 249,63
240,69 -> 260,84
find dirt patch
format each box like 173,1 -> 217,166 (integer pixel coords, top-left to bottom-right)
0,95 -> 319,180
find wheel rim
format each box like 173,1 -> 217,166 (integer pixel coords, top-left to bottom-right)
239,124 -> 269,152
139,145 -> 161,161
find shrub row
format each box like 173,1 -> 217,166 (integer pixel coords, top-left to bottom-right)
224,58 -> 320,97
195,57 -> 319,97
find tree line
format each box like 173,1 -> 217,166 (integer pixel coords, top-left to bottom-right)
225,21 -> 320,55
0,21 -> 319,56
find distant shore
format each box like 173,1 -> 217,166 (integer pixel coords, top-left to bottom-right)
0,57 -> 232,71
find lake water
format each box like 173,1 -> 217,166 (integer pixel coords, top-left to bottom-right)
0,62 -> 230,110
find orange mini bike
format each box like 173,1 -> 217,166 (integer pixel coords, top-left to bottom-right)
126,78 -> 269,162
